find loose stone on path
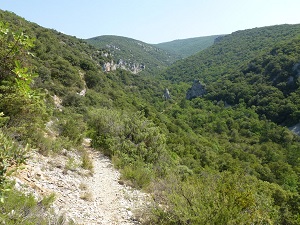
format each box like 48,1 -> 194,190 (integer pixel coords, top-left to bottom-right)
13,138 -> 150,224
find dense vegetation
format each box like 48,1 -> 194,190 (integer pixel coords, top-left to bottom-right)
162,24 -> 300,127
155,34 -> 221,58
1,10 -> 300,224
208,37 -> 300,126
163,24 -> 300,83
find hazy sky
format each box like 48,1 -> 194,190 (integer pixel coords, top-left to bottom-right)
1,0 -> 300,43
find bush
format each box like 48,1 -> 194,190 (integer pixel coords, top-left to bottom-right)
0,183 -> 64,224
0,130 -> 28,201
148,172 -> 282,225
81,150 -> 94,172
88,108 -> 166,164
121,161 -> 153,189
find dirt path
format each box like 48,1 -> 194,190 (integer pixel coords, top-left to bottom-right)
14,139 -> 149,224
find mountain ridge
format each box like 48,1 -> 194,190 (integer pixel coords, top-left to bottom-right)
85,34 -> 219,75
86,35 -> 177,75
154,34 -> 222,58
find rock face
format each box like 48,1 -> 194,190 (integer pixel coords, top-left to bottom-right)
163,88 -> 171,100
186,80 -> 206,100
289,123 -> 300,136
103,59 -> 145,74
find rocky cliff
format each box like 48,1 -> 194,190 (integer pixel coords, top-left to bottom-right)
103,59 -> 145,74
186,80 -> 206,100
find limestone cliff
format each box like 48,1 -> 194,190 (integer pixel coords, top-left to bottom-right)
186,80 -> 206,100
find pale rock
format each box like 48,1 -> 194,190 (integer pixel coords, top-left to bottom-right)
186,79 -> 207,100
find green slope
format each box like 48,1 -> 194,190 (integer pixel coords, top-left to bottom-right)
207,37 -> 300,126
155,35 -> 221,58
163,24 -> 300,83
86,35 -> 178,75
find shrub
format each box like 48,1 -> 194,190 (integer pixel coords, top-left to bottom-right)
0,184 -> 63,224
0,130 -> 28,202
81,150 -> 94,172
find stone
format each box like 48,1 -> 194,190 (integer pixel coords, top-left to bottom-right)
12,143 -> 151,224
163,88 -> 171,100
186,80 -> 206,100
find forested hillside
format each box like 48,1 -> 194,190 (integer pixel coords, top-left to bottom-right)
162,24 -> 300,127
155,34 -> 221,58
208,37 -> 300,126
163,24 -> 300,83
86,35 -> 178,75
1,10 -> 300,224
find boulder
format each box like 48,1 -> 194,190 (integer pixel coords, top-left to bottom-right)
163,88 -> 171,100
186,80 -> 206,100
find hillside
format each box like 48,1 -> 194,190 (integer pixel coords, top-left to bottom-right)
163,24 -> 300,83
1,10 -> 300,225
86,35 -> 178,75
208,37 -> 300,126
162,24 -> 300,126
155,35 -> 221,58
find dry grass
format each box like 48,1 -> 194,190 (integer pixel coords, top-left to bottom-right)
79,182 -> 88,190
81,150 -> 94,172
80,191 -> 93,201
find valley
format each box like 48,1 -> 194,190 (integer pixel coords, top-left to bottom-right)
1,9 -> 300,225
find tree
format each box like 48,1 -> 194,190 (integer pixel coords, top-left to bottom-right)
0,21 -> 47,140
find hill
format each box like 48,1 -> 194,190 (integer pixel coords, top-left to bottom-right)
86,35 -> 178,75
1,10 -> 300,225
163,24 -> 300,83
155,35 -> 221,58
162,24 -> 300,126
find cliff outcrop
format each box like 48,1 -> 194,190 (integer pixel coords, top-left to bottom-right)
186,80 -> 206,100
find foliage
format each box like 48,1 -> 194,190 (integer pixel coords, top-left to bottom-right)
0,183 -> 73,225
88,108 -> 168,187
0,130 -> 28,202
162,24 -> 300,83
0,20 -> 48,142
208,38 -> 300,125
0,20 -> 47,204
89,108 -> 165,163
149,172 -> 285,225
81,150 -> 94,172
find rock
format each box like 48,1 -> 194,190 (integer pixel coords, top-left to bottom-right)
127,210 -> 133,218
292,62 -> 300,77
104,58 -> 145,74
186,80 -> 206,100
14,178 -> 23,191
289,122 -> 300,136
53,95 -> 63,111
163,88 -> 171,100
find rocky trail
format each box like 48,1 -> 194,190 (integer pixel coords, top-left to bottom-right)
13,139 -> 150,224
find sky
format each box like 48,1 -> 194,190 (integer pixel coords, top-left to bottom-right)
1,0 -> 300,44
